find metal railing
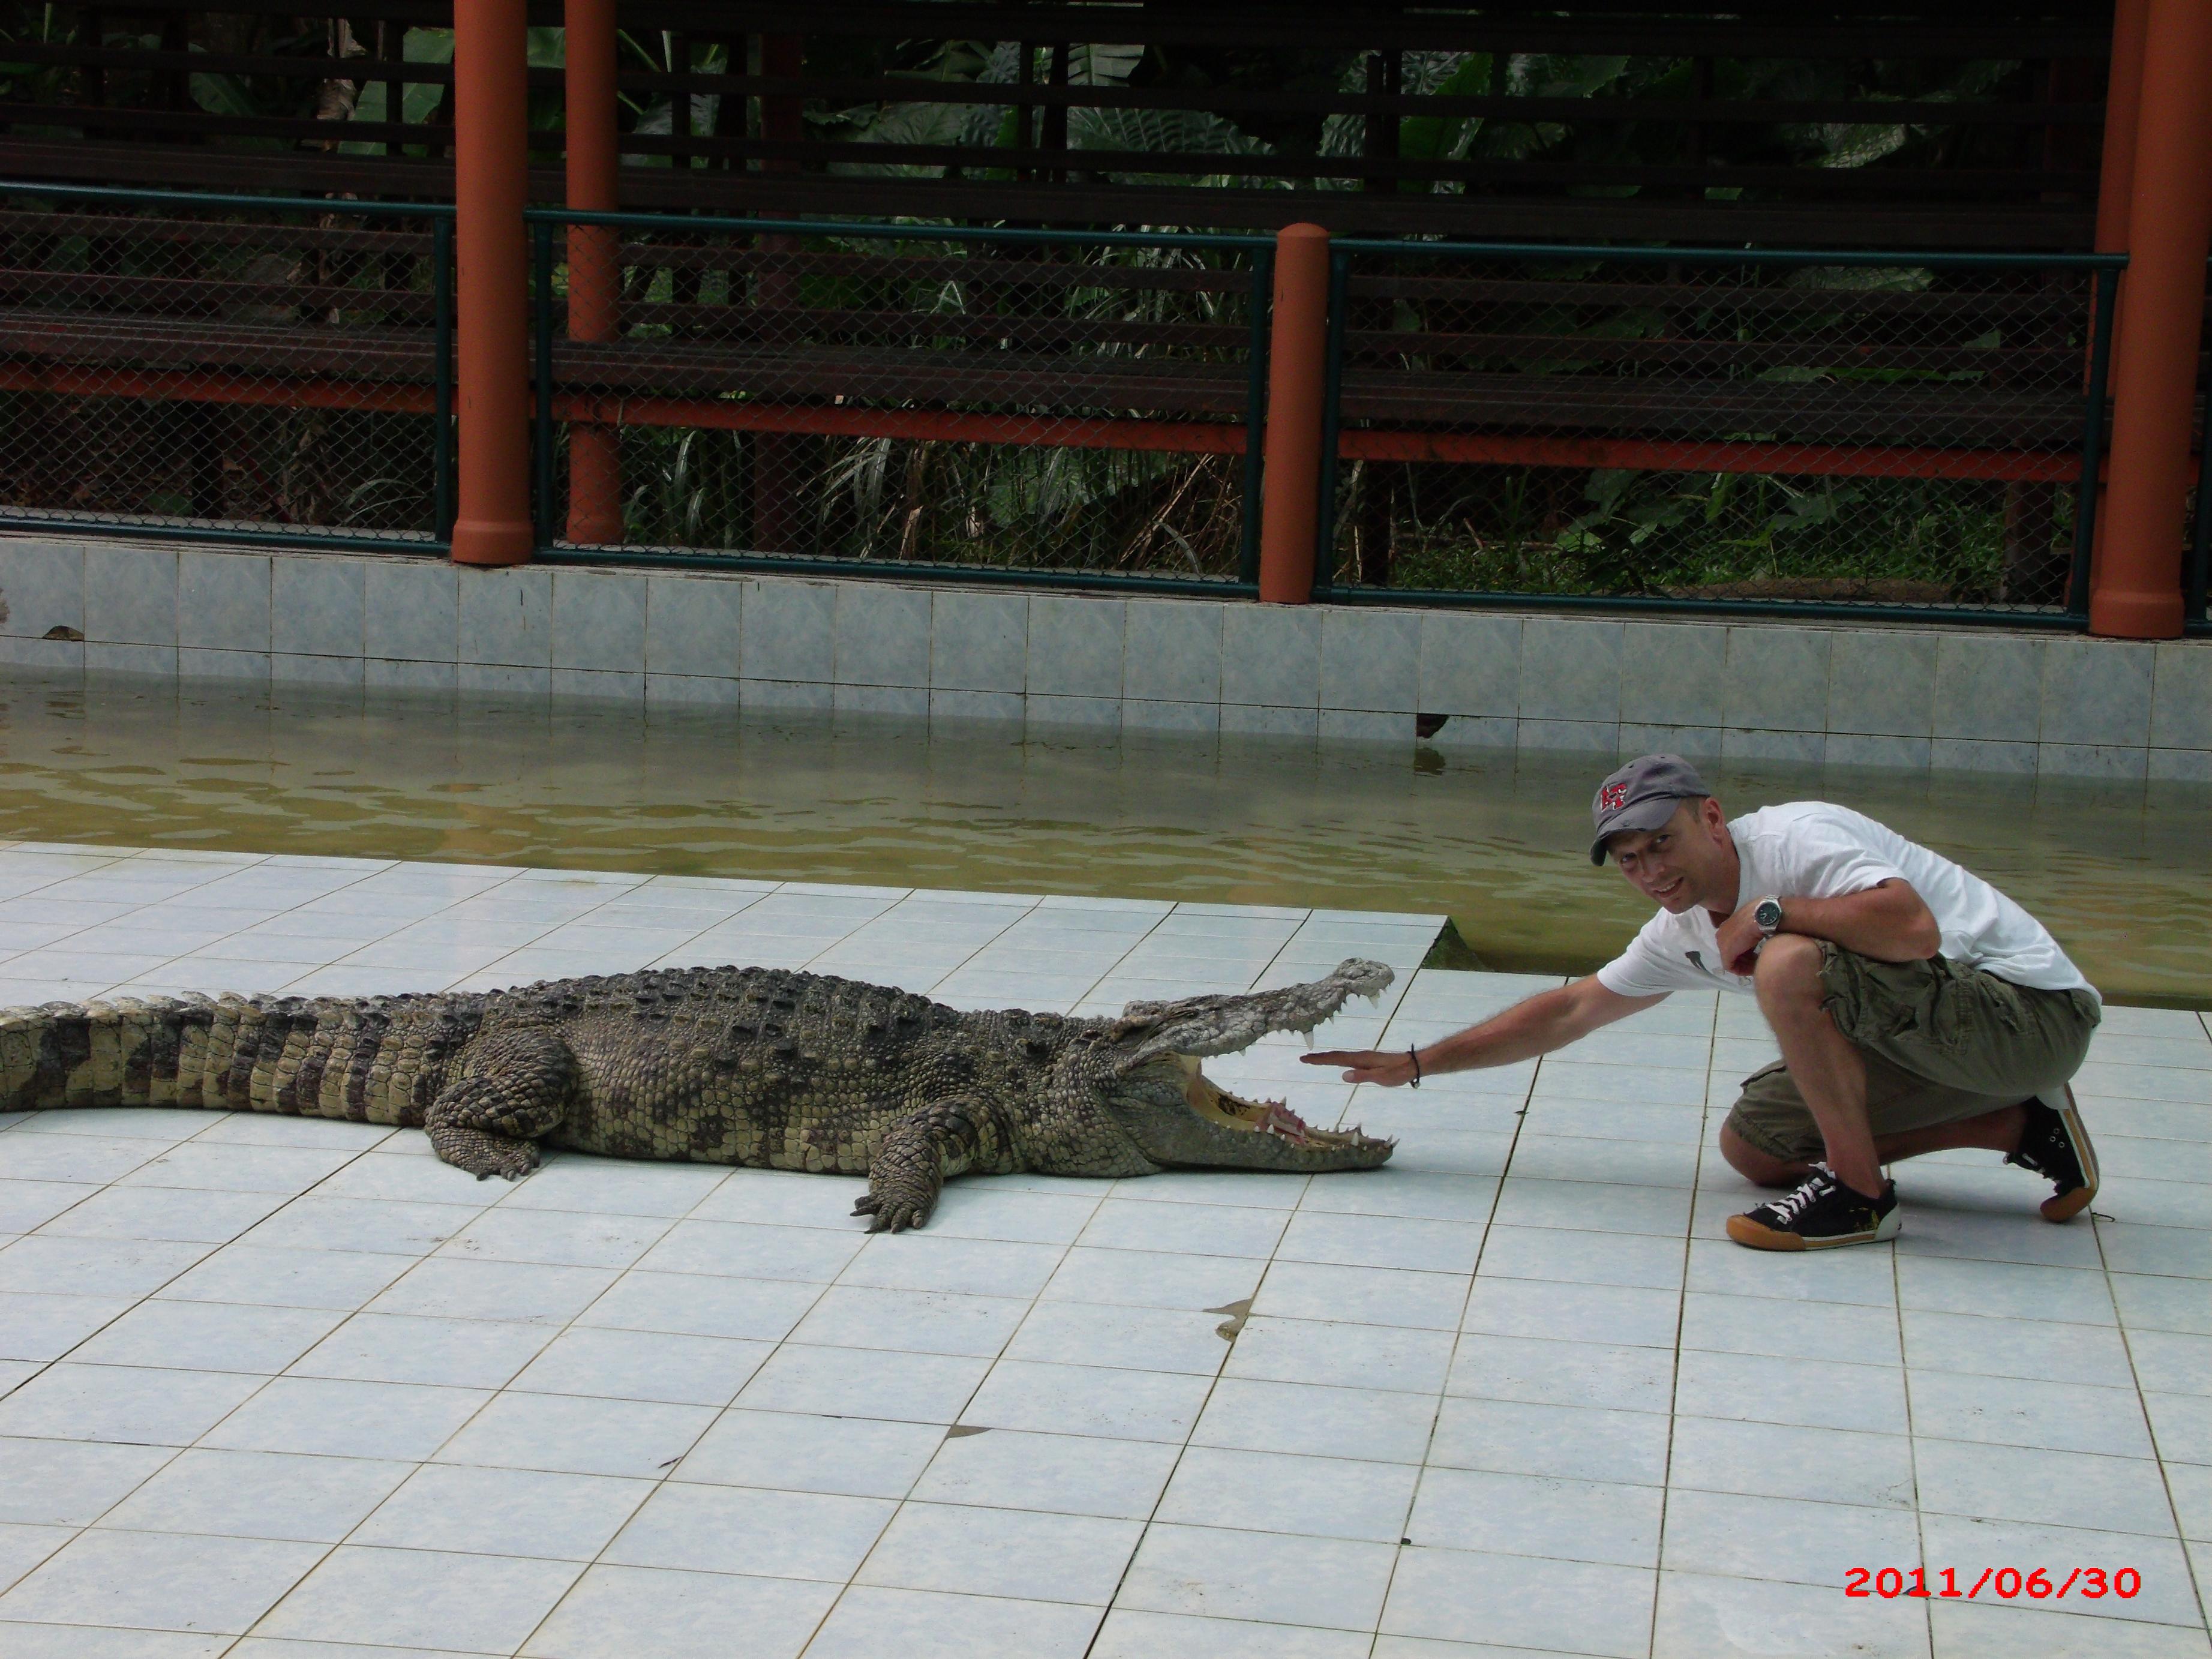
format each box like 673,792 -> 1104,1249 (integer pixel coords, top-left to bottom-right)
1315,238 -> 2126,626
526,208 -> 1272,595
1,182 -> 2195,634
0,181 -> 453,551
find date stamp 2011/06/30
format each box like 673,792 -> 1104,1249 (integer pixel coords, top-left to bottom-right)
1847,1567 -> 2143,1601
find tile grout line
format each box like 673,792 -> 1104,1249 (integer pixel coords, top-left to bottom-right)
1352,986 -> 1545,1659
1069,1209 -> 1286,1654
17,853 -> 460,1001
484,1160 -> 855,1659
1,1108 -> 428,1650
227,1113 -> 1015,1648
2091,1199 -> 2212,1639
790,1193 -> 1123,1653
416,869 -> 783,1000
0,845 -> 293,991
1067,929 -> 1362,1659
1893,1124 -> 1936,1655
803,890 -> 1051,1007
680,883 -> 1211,1655
330,865 -> 775,1000
1645,985 -> 1723,1659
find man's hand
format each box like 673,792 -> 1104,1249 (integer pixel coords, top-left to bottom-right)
1714,901 -> 1769,977
1302,1048 -> 1419,1087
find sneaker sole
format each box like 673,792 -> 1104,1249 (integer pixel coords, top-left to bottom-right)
1726,1206 -> 1902,1252
2039,1084 -> 2099,1224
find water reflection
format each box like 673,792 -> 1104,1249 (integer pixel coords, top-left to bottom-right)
1,673 -> 2205,1004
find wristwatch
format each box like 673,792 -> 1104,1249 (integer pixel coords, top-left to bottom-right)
1752,896 -> 1785,937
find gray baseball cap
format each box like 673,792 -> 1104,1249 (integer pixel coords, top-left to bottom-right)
1589,754 -> 1710,863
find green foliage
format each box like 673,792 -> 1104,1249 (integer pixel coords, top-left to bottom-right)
596,427 -> 1244,575
338,27 -> 454,156
1396,53 -> 1493,177
1365,462 -> 2024,604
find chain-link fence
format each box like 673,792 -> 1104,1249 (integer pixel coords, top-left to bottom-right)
2,182 -> 2183,629
1317,241 -> 2122,619
529,211 -> 1270,588
0,182 -> 451,549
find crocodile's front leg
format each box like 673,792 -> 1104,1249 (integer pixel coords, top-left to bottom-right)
853,1096 -> 1004,1233
425,1028 -> 575,1181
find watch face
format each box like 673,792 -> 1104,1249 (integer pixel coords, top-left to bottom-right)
1755,899 -> 1784,931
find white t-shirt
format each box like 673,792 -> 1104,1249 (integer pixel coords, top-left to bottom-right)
1595,801 -> 2096,1002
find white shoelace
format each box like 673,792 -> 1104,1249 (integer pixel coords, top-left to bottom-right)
1765,1163 -> 1839,1224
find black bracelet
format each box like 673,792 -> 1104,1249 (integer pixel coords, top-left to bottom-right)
1407,1046 -> 1422,1088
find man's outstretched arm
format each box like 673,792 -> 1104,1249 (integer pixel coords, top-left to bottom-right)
1303,975 -> 1665,1087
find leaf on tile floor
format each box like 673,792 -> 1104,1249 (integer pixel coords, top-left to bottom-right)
1207,1298 -> 1252,1340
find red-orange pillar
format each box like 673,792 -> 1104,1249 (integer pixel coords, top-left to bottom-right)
2090,0 -> 2212,637
2094,0 -> 2150,261
1257,224 -> 1331,603
563,0 -> 623,545
451,0 -> 534,565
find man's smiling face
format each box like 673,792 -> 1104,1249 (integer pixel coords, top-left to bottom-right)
1606,797 -> 1734,914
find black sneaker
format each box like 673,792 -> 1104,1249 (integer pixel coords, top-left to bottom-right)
1727,1163 -> 1901,1252
2006,1084 -> 2099,1223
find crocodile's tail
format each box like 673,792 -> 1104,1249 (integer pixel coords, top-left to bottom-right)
0,992 -> 384,1115
2,994 -> 226,1112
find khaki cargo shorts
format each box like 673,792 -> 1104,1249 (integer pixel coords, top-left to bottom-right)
1724,943 -> 2102,1167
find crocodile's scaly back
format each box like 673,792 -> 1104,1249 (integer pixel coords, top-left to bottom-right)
540,966 -> 981,1169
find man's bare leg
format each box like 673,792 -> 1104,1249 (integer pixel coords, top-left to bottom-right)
1719,1103 -> 2029,1189
1751,935 -> 1886,1196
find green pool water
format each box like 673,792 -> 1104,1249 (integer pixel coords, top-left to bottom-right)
2,671 -> 2207,1006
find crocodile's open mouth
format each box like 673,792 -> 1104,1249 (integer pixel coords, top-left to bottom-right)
1175,1055 -> 1387,1153
1100,959 -> 1397,1171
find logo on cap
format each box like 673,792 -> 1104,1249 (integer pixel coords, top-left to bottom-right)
1598,782 -> 1629,812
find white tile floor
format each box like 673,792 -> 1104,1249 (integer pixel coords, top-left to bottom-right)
0,841 -> 2205,1658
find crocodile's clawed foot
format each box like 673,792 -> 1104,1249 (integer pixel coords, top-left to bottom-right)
852,1190 -> 934,1234
428,1124 -> 541,1183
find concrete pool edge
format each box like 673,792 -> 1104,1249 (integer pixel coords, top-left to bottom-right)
2,533 -> 2208,783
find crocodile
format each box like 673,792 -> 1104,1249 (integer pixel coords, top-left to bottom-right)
0,959 -> 1395,1230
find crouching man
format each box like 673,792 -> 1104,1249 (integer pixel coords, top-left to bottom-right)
1308,754 -> 2101,1250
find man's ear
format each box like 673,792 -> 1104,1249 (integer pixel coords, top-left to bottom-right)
1701,796 -> 1728,839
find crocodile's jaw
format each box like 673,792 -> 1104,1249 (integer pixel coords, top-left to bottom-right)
1108,1055 -> 1394,1172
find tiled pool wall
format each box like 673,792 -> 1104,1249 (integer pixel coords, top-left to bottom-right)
2,535 -> 2208,782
